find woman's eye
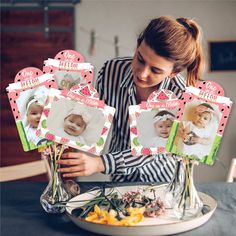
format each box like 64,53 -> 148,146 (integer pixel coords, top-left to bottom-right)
137,56 -> 144,64
151,68 -> 162,74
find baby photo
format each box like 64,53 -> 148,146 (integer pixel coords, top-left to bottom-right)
16,86 -> 50,147
137,109 -> 176,148
173,99 -> 221,161
54,70 -> 86,90
37,87 -> 116,155
46,98 -> 105,146
151,110 -> 175,147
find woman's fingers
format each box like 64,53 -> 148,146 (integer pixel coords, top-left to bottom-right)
58,152 -> 85,166
62,152 -> 82,159
57,153 -> 87,177
57,165 -> 84,173
57,158 -> 83,166
55,152 -> 104,177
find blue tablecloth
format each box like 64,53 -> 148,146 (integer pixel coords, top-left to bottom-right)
1,182 -> 236,236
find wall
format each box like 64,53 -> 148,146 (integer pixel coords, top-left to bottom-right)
75,0 -> 236,182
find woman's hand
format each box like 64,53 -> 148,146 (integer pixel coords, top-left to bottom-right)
57,152 -> 105,177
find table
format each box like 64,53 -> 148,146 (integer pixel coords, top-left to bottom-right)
1,182 -> 236,236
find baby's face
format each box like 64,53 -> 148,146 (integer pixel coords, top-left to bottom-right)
154,119 -> 173,138
193,112 -> 211,128
26,103 -> 43,128
64,114 -> 86,136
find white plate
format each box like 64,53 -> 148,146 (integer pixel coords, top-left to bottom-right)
66,184 -> 217,236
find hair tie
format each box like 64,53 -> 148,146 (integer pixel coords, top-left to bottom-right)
177,18 -> 195,36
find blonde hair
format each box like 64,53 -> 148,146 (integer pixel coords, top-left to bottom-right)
138,16 -> 205,86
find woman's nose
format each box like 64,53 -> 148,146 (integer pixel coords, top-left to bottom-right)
139,66 -> 149,79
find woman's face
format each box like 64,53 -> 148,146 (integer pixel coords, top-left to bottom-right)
64,114 -> 86,136
26,103 -> 43,128
131,41 -> 175,89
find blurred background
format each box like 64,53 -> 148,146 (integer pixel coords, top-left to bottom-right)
1,0 -> 236,182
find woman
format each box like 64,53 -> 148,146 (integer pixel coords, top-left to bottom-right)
57,16 -> 205,182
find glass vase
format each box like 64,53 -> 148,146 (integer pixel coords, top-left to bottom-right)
40,160 -> 71,214
164,157 -> 185,208
165,157 -> 203,220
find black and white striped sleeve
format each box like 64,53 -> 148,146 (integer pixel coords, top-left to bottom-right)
100,150 -> 176,182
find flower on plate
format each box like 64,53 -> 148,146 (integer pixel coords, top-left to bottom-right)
85,205 -> 145,226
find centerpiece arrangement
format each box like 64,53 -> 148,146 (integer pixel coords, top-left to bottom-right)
129,82 -> 232,220
6,50 -> 116,214
6,49 -> 232,234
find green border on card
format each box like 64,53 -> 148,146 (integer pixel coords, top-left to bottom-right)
166,121 -> 222,166
16,121 -> 51,152
166,121 -> 179,153
16,121 -> 30,151
204,135 -> 222,165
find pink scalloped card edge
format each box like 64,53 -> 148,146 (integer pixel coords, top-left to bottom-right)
36,87 -> 116,155
54,49 -> 85,63
14,67 -> 44,83
6,67 -> 57,152
43,50 -> 94,90
166,80 -> 233,165
129,89 -> 181,156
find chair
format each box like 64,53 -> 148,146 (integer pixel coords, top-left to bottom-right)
226,158 -> 236,182
0,158 -> 51,182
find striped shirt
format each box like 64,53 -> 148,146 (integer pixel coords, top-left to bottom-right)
95,57 -> 186,182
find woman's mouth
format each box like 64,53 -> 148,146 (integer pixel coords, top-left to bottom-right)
136,76 -> 146,84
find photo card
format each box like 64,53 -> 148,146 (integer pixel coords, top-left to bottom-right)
36,84 -> 116,155
129,89 -> 180,156
6,67 -> 58,151
43,50 -> 94,90
166,80 -> 233,165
